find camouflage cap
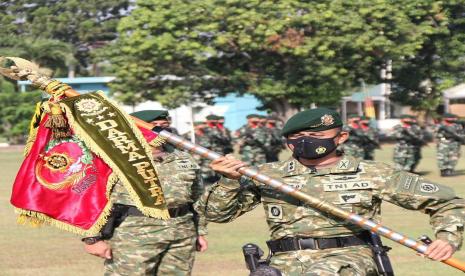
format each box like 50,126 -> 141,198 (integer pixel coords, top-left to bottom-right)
130,110 -> 169,122
281,108 -> 343,136
443,113 -> 458,119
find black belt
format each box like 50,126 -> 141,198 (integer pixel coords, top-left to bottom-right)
125,203 -> 191,218
267,231 -> 370,253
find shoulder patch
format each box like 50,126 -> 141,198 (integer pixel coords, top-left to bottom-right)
267,204 -> 283,220
419,183 -> 439,193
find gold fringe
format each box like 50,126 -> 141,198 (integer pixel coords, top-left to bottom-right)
44,103 -> 71,139
14,200 -> 114,236
60,93 -> 169,219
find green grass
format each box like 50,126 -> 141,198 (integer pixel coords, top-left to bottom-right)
1,144 -> 465,275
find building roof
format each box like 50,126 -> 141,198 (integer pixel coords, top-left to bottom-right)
444,83 -> 465,99
342,84 -> 386,102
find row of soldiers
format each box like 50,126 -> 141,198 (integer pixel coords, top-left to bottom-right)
187,114 -> 285,184
342,113 -> 465,176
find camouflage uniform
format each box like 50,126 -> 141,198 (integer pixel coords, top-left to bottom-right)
105,149 -> 207,276
205,127 -> 233,155
196,156 -> 465,276
392,124 -> 425,172
236,125 -> 269,166
436,123 -> 465,172
265,126 -> 284,163
341,125 -> 365,159
361,127 -> 379,161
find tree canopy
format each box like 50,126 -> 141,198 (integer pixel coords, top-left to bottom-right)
106,0 -> 464,118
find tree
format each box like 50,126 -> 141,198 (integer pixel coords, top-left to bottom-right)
0,78 -> 42,144
1,0 -> 130,75
106,0 -> 434,119
390,0 -> 465,116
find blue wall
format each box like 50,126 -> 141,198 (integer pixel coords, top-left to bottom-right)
214,94 -> 267,131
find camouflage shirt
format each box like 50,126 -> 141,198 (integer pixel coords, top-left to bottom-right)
196,156 -> 465,247
435,123 -> 465,145
111,149 -> 207,235
393,124 -> 425,147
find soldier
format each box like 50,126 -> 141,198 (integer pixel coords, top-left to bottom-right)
83,110 -> 208,276
235,114 -> 269,166
436,113 -> 465,176
359,116 -> 380,161
341,114 -> 365,159
392,115 -> 425,172
205,114 -> 233,155
265,115 -> 285,162
197,107 -> 465,275
216,115 -> 234,154
141,109 -> 180,135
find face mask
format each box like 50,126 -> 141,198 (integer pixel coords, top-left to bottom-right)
287,134 -> 339,160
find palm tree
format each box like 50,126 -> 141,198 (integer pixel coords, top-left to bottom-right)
0,36 -> 76,77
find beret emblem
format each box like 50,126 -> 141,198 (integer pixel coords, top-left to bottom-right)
321,114 -> 334,126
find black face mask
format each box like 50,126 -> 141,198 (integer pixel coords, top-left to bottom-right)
287,135 -> 339,160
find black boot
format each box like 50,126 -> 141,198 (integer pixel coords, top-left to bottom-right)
447,169 -> 454,176
441,170 -> 447,177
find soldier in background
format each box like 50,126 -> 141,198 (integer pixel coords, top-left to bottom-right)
265,115 -> 284,162
341,114 -> 365,159
436,113 -> 465,176
198,107 -> 464,275
235,114 -> 269,166
216,115 -> 234,154
83,110 -> 208,275
359,116 -> 380,161
392,115 -> 425,173
205,114 -> 233,155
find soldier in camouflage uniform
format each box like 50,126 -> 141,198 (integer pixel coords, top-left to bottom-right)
184,121 -> 218,184
341,115 -> 365,159
435,113 -> 465,176
265,115 -> 285,162
205,115 -> 233,155
359,116 -> 380,161
143,109 -> 180,135
83,110 -> 208,276
235,114 -> 269,166
197,107 -> 465,276
392,115 -> 425,173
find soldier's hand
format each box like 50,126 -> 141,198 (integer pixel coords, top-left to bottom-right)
424,240 -> 456,261
84,241 -> 112,259
196,235 -> 208,252
209,155 -> 246,180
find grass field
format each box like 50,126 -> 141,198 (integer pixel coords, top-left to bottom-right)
1,144 -> 465,276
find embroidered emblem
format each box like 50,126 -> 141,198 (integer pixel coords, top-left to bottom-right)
315,146 -> 327,155
268,204 -> 283,220
338,192 -> 361,204
321,114 -> 334,126
324,181 -> 373,192
287,161 -> 296,172
76,98 -> 102,114
420,183 -> 439,193
44,153 -> 72,172
338,160 -> 349,169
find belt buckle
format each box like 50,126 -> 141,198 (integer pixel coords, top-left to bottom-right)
313,239 -> 320,250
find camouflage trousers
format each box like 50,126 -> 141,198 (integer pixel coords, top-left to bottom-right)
104,216 -> 197,276
437,141 -> 461,170
393,144 -> 421,171
342,143 -> 365,159
270,246 -> 378,276
240,146 -> 267,166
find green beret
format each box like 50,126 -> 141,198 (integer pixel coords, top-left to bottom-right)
217,116 -> 225,120
206,114 -> 219,120
246,114 -> 261,119
130,110 -> 169,122
348,114 -> 361,119
443,113 -> 458,119
281,108 -> 343,136
360,115 -> 369,121
400,114 -> 416,120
